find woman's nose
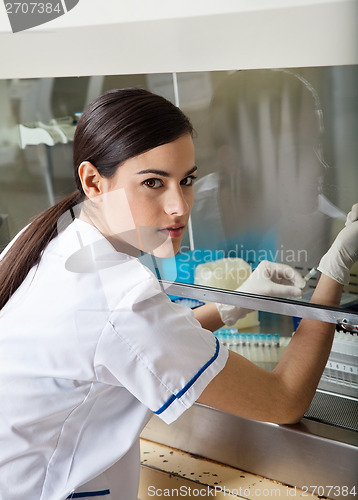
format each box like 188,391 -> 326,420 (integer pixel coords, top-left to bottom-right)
164,187 -> 190,216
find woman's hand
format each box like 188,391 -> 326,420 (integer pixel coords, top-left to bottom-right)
318,202 -> 358,285
216,260 -> 305,326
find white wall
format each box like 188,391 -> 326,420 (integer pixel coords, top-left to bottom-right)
0,0 -> 357,79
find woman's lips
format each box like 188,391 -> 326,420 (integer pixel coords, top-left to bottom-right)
160,225 -> 185,238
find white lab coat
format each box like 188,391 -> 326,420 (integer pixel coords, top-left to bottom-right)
0,218 -> 228,500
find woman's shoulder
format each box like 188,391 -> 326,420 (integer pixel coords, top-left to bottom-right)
54,218 -> 160,298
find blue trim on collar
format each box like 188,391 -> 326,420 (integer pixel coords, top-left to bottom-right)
154,337 -> 220,415
67,490 -> 110,498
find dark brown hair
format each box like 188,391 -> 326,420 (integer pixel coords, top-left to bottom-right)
0,88 -> 193,310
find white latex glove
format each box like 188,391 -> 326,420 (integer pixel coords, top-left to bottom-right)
317,203 -> 358,285
345,203 -> 358,226
216,260 -> 305,326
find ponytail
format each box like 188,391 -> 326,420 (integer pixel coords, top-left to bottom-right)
0,87 -> 193,312
0,190 -> 83,311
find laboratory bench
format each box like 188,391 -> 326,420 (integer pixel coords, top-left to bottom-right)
139,308 -> 357,500
139,438 -> 321,499
140,404 -> 358,500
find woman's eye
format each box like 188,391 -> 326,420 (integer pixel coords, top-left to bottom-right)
143,178 -> 162,189
181,175 -> 197,186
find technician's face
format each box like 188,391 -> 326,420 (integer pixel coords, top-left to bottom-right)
99,134 -> 196,257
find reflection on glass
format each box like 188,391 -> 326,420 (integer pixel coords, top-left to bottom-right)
0,73 -> 171,238
0,68 -> 357,316
175,67 -> 358,313
1,69 -> 356,438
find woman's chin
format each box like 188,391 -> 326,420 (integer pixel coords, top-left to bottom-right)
150,237 -> 179,258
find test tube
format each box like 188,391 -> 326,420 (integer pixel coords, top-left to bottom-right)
272,334 -> 280,364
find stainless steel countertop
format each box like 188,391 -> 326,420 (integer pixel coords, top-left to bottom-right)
141,403 -> 358,500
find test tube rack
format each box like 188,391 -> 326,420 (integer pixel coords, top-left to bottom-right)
214,329 -> 291,371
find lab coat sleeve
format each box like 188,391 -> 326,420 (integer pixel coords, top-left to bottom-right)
93,275 -> 229,425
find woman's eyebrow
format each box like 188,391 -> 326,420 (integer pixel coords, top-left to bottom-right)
185,166 -> 198,176
136,166 -> 197,177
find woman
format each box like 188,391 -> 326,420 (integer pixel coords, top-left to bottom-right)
0,88 -> 357,499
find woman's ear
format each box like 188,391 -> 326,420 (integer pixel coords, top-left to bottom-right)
78,162 -> 102,200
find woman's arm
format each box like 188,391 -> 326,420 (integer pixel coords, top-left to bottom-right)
198,206 -> 358,424
197,274 -> 342,424
193,302 -> 224,332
